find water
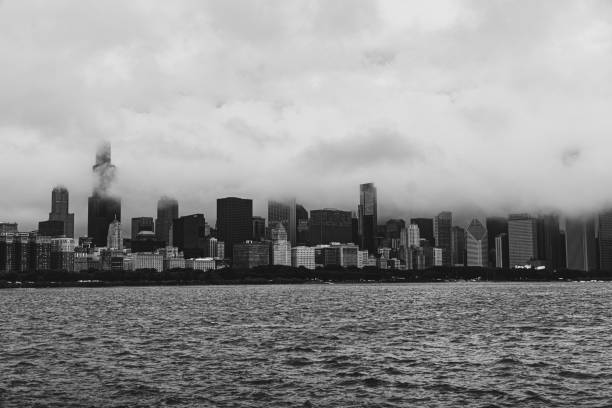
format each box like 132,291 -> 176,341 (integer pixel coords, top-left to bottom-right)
2,282 -> 612,407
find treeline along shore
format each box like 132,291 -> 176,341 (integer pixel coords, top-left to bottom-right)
1,266 -> 611,289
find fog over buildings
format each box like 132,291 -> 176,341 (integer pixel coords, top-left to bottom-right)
2,1 -> 612,237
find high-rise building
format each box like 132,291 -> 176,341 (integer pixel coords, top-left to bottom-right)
131,217 -> 154,240
537,214 -> 562,269
466,219 -> 487,267
217,197 -> 253,259
358,183 -> 377,254
252,216 -> 266,241
38,220 -> 65,237
565,217 -> 597,272
434,212 -> 452,266
451,226 -> 466,266
486,217 -> 508,268
155,197 -> 179,246
48,186 -> 75,238
233,241 -> 269,269
508,213 -> 538,267
598,210 -> 612,271
173,214 -> 206,259
88,143 -> 121,247
271,223 -> 291,266
291,246 -> 315,270
268,199 -> 297,246
309,209 -> 352,245
0,223 -> 18,235
495,233 -> 509,268
106,217 -> 122,250
410,218 -> 434,245
50,237 -> 75,272
401,224 -> 420,248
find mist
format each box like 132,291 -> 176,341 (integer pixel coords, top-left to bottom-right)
2,0 -> 612,237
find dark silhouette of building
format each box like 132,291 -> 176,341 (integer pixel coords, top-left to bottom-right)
565,217 -> 596,271
173,214 -> 206,258
48,186 -> 75,238
131,217 -> 154,240
537,214 -> 562,269
434,211 -> 452,266
358,183 -> 377,253
38,220 -> 65,237
495,233 -> 510,268
410,218 -> 434,245
233,241 -> 269,269
486,217 -> 508,268
156,197 -> 178,246
217,197 -> 253,259
451,226 -> 466,266
351,215 -> 359,246
598,210 -> 612,271
131,231 -> 165,253
252,216 -> 266,241
87,143 -> 121,247
309,209 -> 352,245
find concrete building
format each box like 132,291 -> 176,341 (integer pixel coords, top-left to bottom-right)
466,219 -> 487,267
50,238 -> 75,271
357,250 -> 369,269
185,257 -> 216,271
291,246 -> 315,269
433,247 -> 443,266
410,218 -> 434,245
565,217 -> 597,272
106,217 -> 122,250
88,143 -> 121,247
233,241 -> 269,269
323,243 -> 359,268
165,257 -> 186,270
132,253 -> 164,272
508,214 -> 538,267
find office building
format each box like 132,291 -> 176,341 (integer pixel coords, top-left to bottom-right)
323,243 -> 359,268
155,197 -> 179,246
131,217 -> 154,240
217,197 -> 253,259
106,217 -> 122,250
451,226 -> 466,266
486,217 -> 508,267
270,222 -> 291,266
268,198 -> 297,246
433,247 -> 443,266
537,214 -> 562,269
434,211 -> 452,266
131,231 -> 165,253
309,209 -> 352,245
50,238 -> 75,272
173,214 -> 206,259
0,223 -> 18,235
495,233 -> 510,268
598,210 -> 612,271
252,216 -> 266,241
47,186 -> 75,238
233,241 -> 269,269
508,214 -> 538,267
358,183 -> 377,253
291,246 -> 315,269
38,220 -> 65,237
410,218 -> 434,245
565,217 -> 597,272
131,253 -> 164,272
466,219 -> 487,267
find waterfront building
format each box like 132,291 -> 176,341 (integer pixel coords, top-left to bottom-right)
323,243 -> 359,268
466,219 -> 487,267
185,257 -> 216,271
358,183 -> 377,253
217,197 -> 253,259
131,253 -> 164,272
433,247 -> 443,266
537,214 -> 562,269
50,237 -> 75,272
508,213 -> 538,267
565,217 -> 597,272
164,257 -> 186,270
291,246 -> 315,270
233,241 -> 269,269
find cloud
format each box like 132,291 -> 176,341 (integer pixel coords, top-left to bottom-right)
1,1 -> 612,235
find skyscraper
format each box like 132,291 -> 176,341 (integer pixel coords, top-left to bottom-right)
131,217 -> 154,240
88,142 -> 121,247
217,197 -> 253,259
537,214 -> 562,269
508,213 -> 538,267
48,186 -> 75,238
411,218 -> 434,245
598,210 -> 612,271
486,217 -> 508,267
173,214 -> 206,259
309,209 -> 352,245
358,183 -> 377,254
106,217 -> 122,250
565,216 -> 596,272
495,233 -> 509,268
434,211 -> 452,266
450,226 -> 466,266
466,219 -> 487,267
155,196 -> 179,246
268,199 -> 297,246
252,216 -> 266,241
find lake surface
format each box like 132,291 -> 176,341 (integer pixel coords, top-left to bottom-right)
1,282 -> 612,407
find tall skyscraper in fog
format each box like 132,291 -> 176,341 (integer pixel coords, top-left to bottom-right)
466,219 -> 487,267
48,186 -> 75,238
451,226 -> 466,266
434,211 -> 452,266
156,197 -> 179,246
358,183 -> 377,254
87,142 -> 121,247
268,198 -> 297,246
537,214 -> 562,269
598,210 -> 612,271
173,214 -> 206,258
565,217 -> 596,272
217,197 -> 253,259
508,214 -> 538,267
486,216 -> 508,267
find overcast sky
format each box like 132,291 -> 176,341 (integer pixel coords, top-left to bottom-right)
2,0 -> 612,236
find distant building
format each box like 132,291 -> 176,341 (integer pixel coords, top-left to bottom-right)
48,186 -> 75,238
88,143 -> 121,247
38,220 -> 65,237
537,214 -> 562,269
268,199 -> 297,246
309,209 -> 352,245
451,226 -> 466,266
30,235 -> 52,271
252,216 -> 266,241
433,247 -> 443,266
50,238 -> 75,272
106,217 -> 122,250
434,212 -> 452,265
132,253 -> 164,272
217,197 -> 253,259
410,218 -> 434,245
466,219 -> 487,267
173,214 -> 206,259
131,217 -> 154,240
186,258 -> 216,271
271,223 -> 291,266
495,233 -> 509,268
598,210 -> 612,271
165,257 -> 186,270
508,214 -> 538,267
291,246 -> 315,270
0,223 -> 18,235
486,217 -> 508,268
358,183 -> 377,253
233,241 -> 269,269
205,237 -> 225,259
323,243 -> 359,268
156,197 -> 179,246
565,217 -> 597,272
131,231 -> 165,253
357,250 -> 369,269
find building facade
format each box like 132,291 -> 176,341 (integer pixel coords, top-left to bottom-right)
508,214 -> 538,267
358,183 -> 377,254
466,219 -> 487,267
155,197 -> 179,246
217,197 -> 253,259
